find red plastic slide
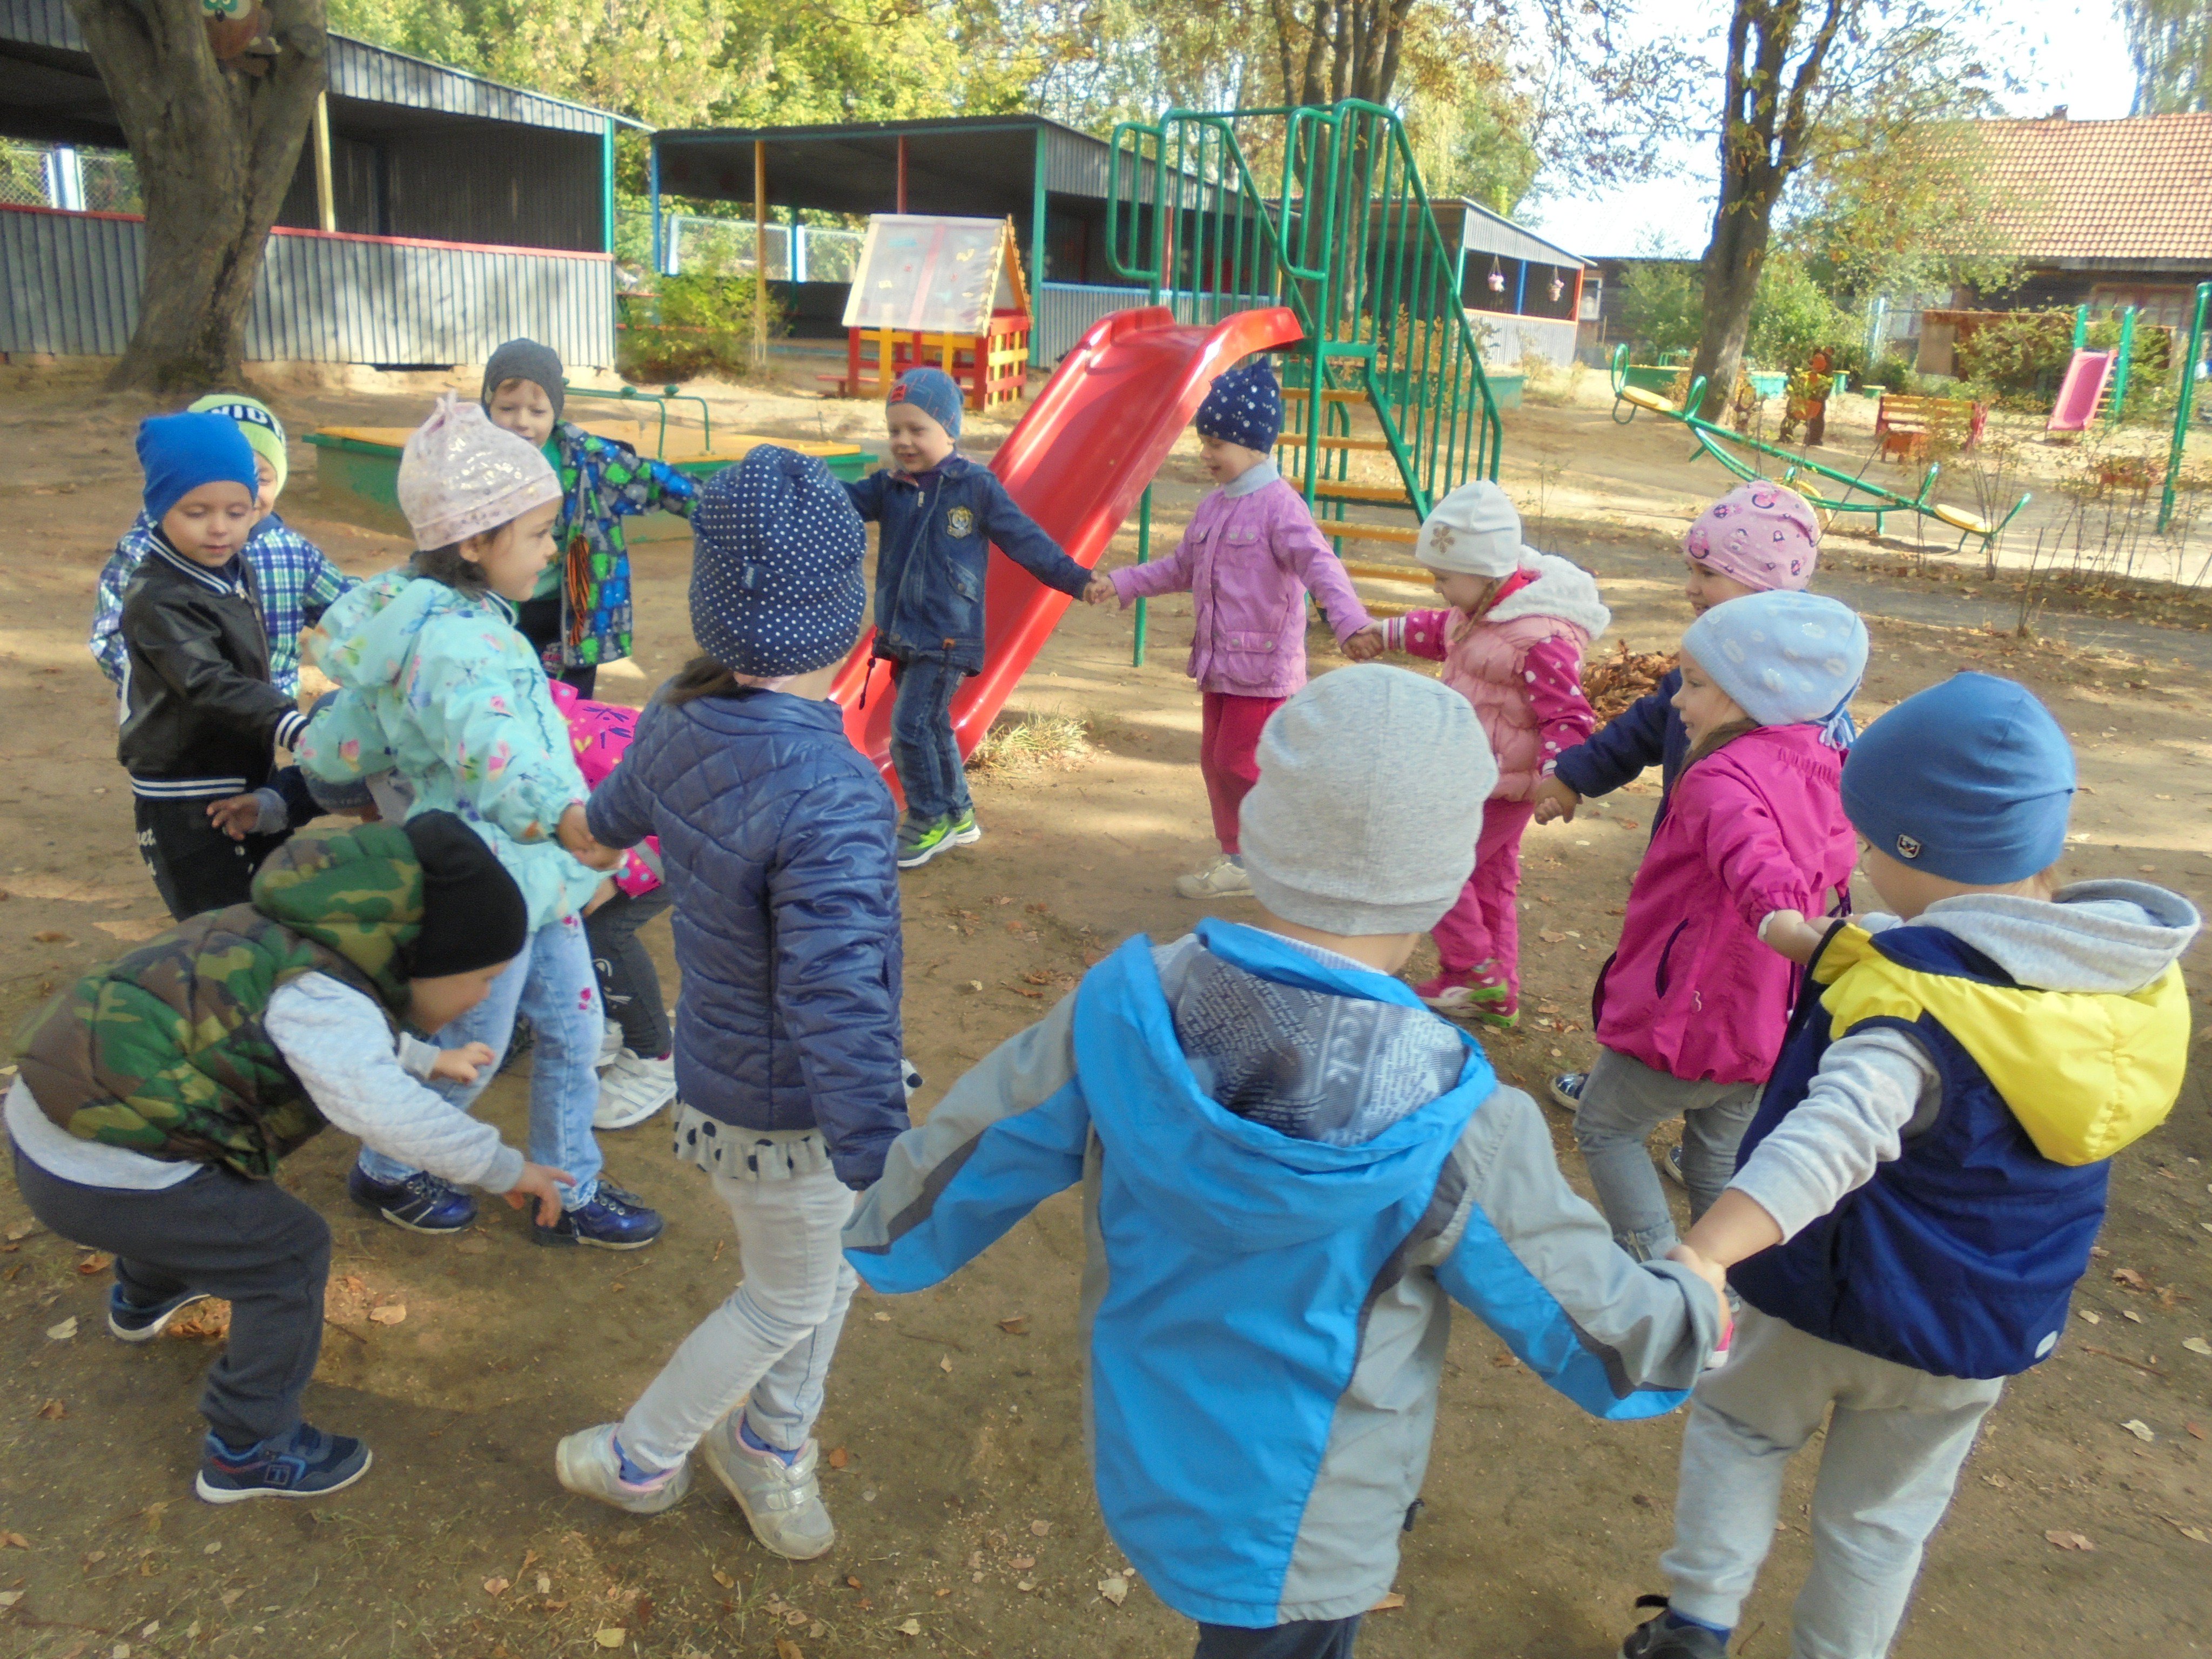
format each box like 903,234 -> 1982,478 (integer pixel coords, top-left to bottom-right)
830,304 -> 1306,799
2046,348 -> 2115,434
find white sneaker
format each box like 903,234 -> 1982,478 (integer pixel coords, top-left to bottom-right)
1174,856 -> 1254,899
554,1422 -> 691,1515
595,1050 -> 677,1130
595,1019 -> 622,1071
700,1415 -> 836,1560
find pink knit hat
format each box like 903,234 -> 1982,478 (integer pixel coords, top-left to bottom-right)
1682,482 -> 1819,591
396,392 -> 561,552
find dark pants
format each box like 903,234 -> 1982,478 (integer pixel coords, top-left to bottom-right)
515,594 -> 598,697
134,795 -> 288,921
12,1144 -> 331,1449
1195,1616 -> 1363,1658
586,886 -> 673,1057
888,657 -> 971,824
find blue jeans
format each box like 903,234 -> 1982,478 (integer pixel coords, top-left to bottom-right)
888,658 -> 971,823
355,914 -> 603,1209
1571,1046 -> 1760,1260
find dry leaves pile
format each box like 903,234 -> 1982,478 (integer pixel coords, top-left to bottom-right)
1582,642 -> 1678,721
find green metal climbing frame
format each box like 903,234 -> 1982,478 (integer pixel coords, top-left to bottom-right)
2157,281 -> 2208,532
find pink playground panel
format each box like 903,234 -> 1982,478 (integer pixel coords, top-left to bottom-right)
2047,349 -> 2116,434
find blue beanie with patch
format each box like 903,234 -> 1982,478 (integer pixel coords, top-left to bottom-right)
889,367 -> 963,442
1195,361 -> 1283,452
138,410 -> 259,523
689,446 -> 866,677
1841,672 -> 2076,883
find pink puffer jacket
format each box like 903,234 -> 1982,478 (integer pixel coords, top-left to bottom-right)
1592,722 -> 1857,1085
549,680 -> 661,898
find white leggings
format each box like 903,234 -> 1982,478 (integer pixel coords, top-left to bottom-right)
617,1130 -> 858,1468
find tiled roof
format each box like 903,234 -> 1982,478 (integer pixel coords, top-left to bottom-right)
1962,114 -> 2212,262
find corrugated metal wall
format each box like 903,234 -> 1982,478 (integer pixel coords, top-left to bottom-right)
1034,281 -> 1152,365
0,206 -> 614,366
380,126 -> 601,250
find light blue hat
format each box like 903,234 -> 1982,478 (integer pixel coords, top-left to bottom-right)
1681,590 -> 1867,744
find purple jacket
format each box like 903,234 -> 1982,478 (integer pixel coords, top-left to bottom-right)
1592,723 -> 1855,1087
1109,474 -> 1373,698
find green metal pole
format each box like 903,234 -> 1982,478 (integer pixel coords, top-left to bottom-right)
2107,306 -> 2137,429
1133,485 -> 1151,667
603,120 -> 618,366
2159,282 -> 2208,531
1030,128 -> 1048,314
2074,304 -> 2088,351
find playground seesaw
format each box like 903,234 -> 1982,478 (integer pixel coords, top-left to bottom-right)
1608,346 -> 2031,554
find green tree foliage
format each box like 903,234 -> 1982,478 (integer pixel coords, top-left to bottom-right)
2121,0 -> 2212,113
1619,260 -> 1703,358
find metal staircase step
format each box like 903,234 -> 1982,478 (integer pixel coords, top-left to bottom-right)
1308,479 -> 1414,504
1313,518 -> 1421,544
1277,434 -> 1396,454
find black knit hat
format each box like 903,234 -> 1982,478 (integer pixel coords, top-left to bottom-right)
402,812 -> 528,977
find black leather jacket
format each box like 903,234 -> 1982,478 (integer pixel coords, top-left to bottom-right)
117,537 -> 305,796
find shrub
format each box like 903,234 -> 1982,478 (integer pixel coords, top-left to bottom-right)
617,273 -> 785,383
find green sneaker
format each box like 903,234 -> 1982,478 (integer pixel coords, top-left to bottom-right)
944,808 -> 981,847
896,814 -> 954,869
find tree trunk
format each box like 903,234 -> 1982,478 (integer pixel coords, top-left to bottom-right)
69,0 -> 326,393
1692,196 -> 1772,413
1268,0 -> 1413,109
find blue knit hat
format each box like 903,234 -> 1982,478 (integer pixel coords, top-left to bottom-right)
1681,590 -> 1867,745
138,410 -> 259,523
1841,672 -> 2075,883
889,367 -> 962,441
1194,361 -> 1283,452
690,446 -> 866,677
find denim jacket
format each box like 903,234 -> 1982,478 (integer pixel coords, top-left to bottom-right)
846,455 -> 1091,673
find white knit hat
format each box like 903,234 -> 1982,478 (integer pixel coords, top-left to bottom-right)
1240,665 -> 1498,936
1414,480 -> 1525,578
396,392 -> 562,552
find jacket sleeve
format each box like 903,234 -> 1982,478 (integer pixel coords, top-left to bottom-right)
844,471 -> 889,521
1108,522 -> 1198,603
1273,497 -> 1374,640
980,475 -> 1092,598
90,539 -> 145,687
583,700 -> 661,850
294,687 -> 395,783
1429,1084 -> 1718,1419
122,588 -> 305,753
1382,608 -> 1454,662
299,541 -> 357,626
1523,635 -> 1597,774
769,768 -> 911,1188
633,457 -> 698,520
1551,677 -> 1675,800
411,616 -> 587,844
1672,760 -> 1831,926
844,989 -> 1091,1289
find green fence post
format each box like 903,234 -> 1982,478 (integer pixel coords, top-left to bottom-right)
2074,304 -> 2089,351
2107,306 -> 2137,429
2159,282 -> 2209,532
1132,485 -> 1151,667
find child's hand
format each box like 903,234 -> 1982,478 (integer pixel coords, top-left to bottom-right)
430,1041 -> 499,1084
558,802 -> 622,871
504,1162 -> 577,1227
1530,777 -> 1580,825
206,794 -> 263,840
1757,910 -> 1826,965
583,877 -> 618,916
1083,575 -> 1118,606
1665,1241 -> 1733,1347
1341,625 -> 1386,663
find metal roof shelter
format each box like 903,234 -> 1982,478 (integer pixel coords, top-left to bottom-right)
0,0 -> 635,366
1428,198 -> 1586,367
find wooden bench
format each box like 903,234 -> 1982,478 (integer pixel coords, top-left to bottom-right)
1874,395 -> 1989,460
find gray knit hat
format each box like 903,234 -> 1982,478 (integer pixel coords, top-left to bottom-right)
481,338 -> 566,424
1240,665 -> 1497,935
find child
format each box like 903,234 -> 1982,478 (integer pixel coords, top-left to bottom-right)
296,395 -> 662,1250
8,814 -> 572,1503
91,393 -> 357,699
548,679 -> 677,1130
1569,590 -> 1864,1262
846,665 -> 1725,1659
555,447 -> 909,1562
846,366 -> 1099,868
1093,361 -> 1379,899
1537,482 -> 1825,1115
480,338 -> 697,695
1623,672 -> 2198,1659
1358,480 -> 1607,1024
117,412 -> 313,920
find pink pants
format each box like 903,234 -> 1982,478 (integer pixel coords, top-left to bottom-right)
1430,797 -> 1537,996
1199,691 -> 1285,854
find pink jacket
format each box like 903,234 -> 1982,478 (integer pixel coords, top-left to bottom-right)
1593,723 -> 1856,1085
1383,553 -> 1608,800
548,680 -> 661,898
1108,474 -> 1372,698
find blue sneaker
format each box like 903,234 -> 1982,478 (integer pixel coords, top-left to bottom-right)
194,1422 -> 372,1505
347,1167 -> 478,1234
532,1182 -> 664,1251
107,1283 -> 214,1344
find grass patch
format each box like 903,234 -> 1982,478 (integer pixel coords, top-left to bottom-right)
967,710 -> 1094,777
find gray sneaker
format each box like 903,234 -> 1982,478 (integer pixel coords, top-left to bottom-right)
554,1422 -> 691,1515
700,1415 -> 835,1560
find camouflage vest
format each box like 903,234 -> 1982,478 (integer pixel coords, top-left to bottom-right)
15,829 -> 421,1180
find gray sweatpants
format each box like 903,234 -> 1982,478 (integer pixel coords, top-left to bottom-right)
1662,1306 -> 2003,1659
1573,1046 -> 1761,1260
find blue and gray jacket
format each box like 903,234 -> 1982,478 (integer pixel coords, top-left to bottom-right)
845,920 -> 1719,1626
845,455 -> 1091,674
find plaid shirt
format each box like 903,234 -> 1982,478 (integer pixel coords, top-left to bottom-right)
91,511 -> 355,697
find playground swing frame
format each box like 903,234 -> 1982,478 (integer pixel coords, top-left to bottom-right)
1607,346 -> 2031,554
2156,281 -> 2209,534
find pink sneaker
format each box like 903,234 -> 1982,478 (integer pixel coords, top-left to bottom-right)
1416,963 -> 1518,1028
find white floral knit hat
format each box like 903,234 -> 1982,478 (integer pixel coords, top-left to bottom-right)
1414,480 -> 1527,578
396,392 -> 561,552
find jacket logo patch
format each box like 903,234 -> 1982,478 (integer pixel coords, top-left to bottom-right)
1895,833 -> 1923,859
945,507 -> 976,538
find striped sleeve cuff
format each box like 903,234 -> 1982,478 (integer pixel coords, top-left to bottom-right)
274,709 -> 307,752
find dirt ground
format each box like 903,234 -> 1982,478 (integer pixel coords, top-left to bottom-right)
0,363 -> 2208,1659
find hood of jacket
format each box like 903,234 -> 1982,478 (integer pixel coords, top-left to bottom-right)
1488,551 -> 1611,640
1072,920 -> 1497,1256
308,569 -> 507,694
249,821 -> 427,1009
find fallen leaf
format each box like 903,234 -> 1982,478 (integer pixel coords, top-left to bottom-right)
827,1446 -> 849,1469
2045,1530 -> 2095,1552
76,1252 -> 113,1275
45,1317 -> 77,1340
483,1577 -> 509,1596
36,1399 -> 64,1420
1537,929 -> 1568,943
938,1354 -> 953,1373
0,1590 -> 18,1607
2078,1309 -> 2102,1325
897,1618 -> 923,1636
846,1576 -> 864,1590
1371,1591 -> 1408,1611
998,1317 -> 1029,1335
786,1609 -> 809,1626
2182,1338 -> 2211,1357
3,1220 -> 36,1242
2,1532 -> 29,1550
1016,1580 -> 1037,1593
776,1640 -> 803,1659
31,930 -> 71,944
536,1574 -> 552,1595
2114,1267 -> 2151,1291
711,1569 -> 734,1588
367,1304 -> 407,1326
594,1631 -> 626,1650
221,1590 -> 242,1607
2122,1419 -> 2156,1442
1098,1573 -> 1129,1606
1030,1519 -> 1052,1536
1011,1556 -> 1034,1571
2168,1519 -> 2211,1545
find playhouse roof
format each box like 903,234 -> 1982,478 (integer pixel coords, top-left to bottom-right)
1964,112 -> 2212,268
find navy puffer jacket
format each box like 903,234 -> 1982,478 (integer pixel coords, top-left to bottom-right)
585,684 -> 907,1186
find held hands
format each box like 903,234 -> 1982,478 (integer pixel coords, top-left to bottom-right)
429,1041 -> 499,1085
1083,575 -> 1119,606
1665,1241 -> 1734,1352
1341,625 -> 1386,663
1530,776 -> 1580,825
557,802 -> 622,872
1757,909 -> 1827,966
206,794 -> 265,841
505,1162 -> 577,1227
